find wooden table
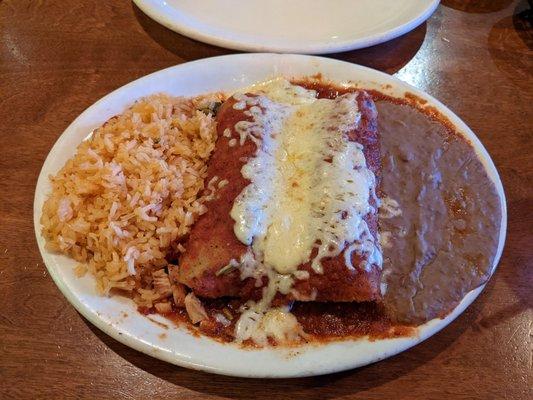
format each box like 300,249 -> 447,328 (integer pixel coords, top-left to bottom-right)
1,1 -> 531,398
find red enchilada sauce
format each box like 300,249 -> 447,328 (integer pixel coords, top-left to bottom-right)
147,81 -> 502,344
148,299 -> 412,345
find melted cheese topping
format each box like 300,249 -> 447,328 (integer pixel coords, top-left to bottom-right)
379,196 -> 402,219
229,78 -> 381,345
235,267 -> 297,345
231,79 -> 377,275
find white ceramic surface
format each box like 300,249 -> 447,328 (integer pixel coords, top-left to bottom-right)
133,0 -> 440,54
34,54 -> 506,378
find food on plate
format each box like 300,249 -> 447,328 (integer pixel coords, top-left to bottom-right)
376,101 -> 502,324
178,80 -> 382,305
40,77 -> 502,347
40,93 -> 224,300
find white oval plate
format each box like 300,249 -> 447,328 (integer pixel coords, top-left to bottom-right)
34,54 -> 506,378
133,0 -> 440,54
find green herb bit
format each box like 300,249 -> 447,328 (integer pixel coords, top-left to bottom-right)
199,101 -> 223,116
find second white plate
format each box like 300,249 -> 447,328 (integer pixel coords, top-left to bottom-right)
134,0 -> 440,54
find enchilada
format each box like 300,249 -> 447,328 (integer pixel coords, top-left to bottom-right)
178,79 -> 382,304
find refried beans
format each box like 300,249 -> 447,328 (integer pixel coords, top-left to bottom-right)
377,100 -> 502,324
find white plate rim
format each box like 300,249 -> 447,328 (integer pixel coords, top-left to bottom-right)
33,53 -> 507,378
132,0 -> 440,54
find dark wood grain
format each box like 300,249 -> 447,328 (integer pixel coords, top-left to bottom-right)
0,1 -> 531,399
